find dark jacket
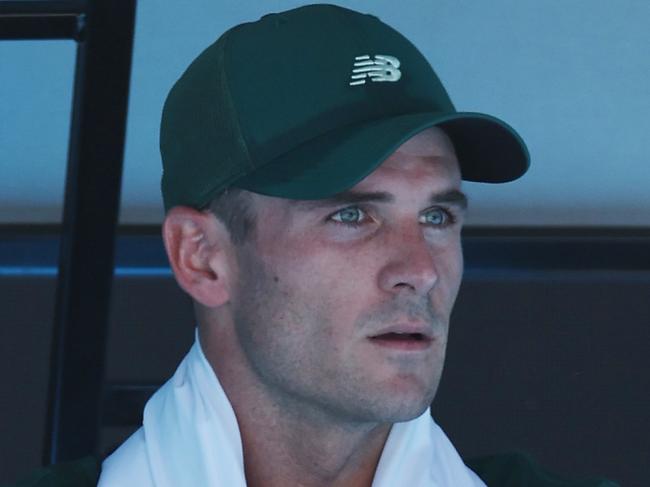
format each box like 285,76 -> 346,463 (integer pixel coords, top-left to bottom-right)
7,452 -> 619,487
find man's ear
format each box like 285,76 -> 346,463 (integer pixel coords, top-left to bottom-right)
162,206 -> 235,308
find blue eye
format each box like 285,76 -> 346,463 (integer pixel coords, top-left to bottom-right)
331,207 -> 366,225
420,208 -> 451,226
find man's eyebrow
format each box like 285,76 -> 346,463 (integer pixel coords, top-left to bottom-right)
431,189 -> 468,210
293,189 -> 468,211
293,191 -> 392,210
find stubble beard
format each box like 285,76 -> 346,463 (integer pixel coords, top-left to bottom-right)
230,248 -> 450,428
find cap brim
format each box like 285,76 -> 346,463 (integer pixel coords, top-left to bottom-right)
235,111 -> 530,199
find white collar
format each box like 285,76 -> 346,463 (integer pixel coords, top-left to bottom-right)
100,330 -> 484,487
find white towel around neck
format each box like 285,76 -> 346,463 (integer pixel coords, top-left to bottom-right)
99,330 -> 485,487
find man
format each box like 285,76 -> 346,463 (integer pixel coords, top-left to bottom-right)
92,4 -> 615,487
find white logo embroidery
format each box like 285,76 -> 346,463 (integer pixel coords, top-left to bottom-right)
349,55 -> 402,86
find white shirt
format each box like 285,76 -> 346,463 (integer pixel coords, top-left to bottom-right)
99,331 -> 485,487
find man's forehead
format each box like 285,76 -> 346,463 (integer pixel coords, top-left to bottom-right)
288,188 -> 468,213
282,155 -> 465,213
249,126 -> 461,213
366,127 -> 460,187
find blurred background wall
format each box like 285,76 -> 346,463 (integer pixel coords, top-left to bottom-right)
1,1 -> 649,485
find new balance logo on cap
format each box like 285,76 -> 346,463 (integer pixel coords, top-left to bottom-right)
349,55 -> 402,86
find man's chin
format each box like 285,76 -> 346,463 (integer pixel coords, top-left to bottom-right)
385,399 -> 434,423
325,387 -> 435,426
359,390 -> 436,424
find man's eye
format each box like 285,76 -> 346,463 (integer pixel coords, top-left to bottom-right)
420,208 -> 452,226
330,207 -> 366,225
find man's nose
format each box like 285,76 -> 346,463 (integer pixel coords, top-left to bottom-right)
377,224 -> 438,295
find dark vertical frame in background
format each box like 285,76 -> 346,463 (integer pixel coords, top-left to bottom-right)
1,3 -> 648,483
0,0 -> 136,463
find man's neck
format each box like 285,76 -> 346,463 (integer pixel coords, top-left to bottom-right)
200,324 -> 392,487
239,410 -> 390,487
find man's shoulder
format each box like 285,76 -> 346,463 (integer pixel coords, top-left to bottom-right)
7,450 -> 620,487
8,429 -> 148,487
466,452 -> 620,487
97,428 -> 152,486
6,456 -> 98,487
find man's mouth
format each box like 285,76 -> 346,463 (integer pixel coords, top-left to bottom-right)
370,332 -> 429,342
368,330 -> 433,351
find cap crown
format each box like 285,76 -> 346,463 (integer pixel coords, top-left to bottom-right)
161,4 -> 455,210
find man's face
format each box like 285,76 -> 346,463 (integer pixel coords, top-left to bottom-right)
228,127 -> 465,424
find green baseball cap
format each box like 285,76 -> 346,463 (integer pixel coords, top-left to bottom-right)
161,4 -> 529,211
